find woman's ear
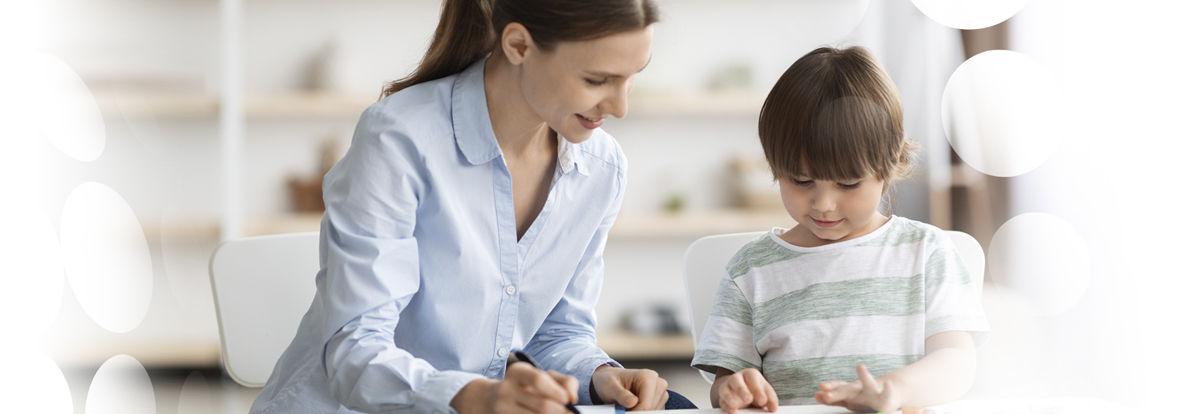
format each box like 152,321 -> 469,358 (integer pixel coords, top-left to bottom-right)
500,22 -> 535,65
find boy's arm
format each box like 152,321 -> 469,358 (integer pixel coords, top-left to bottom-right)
816,330 -> 976,412
878,330 -> 977,407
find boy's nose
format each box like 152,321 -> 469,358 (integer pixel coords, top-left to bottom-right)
812,192 -> 836,212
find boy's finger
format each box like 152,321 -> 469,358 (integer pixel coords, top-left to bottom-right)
856,365 -> 880,394
746,374 -> 769,407
765,382 -> 780,412
727,373 -> 752,403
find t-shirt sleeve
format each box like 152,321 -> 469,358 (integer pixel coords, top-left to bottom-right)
691,269 -> 762,374
923,230 -> 991,348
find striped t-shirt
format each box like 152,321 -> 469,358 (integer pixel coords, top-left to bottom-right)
691,216 -> 990,405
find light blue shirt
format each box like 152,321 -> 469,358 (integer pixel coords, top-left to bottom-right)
250,59 -> 626,414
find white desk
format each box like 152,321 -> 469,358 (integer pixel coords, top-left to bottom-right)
642,398 -> 1131,414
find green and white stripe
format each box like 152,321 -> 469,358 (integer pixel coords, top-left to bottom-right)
691,216 -> 990,406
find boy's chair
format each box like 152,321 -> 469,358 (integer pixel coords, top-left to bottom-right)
681,230 -> 985,383
208,232 -> 321,387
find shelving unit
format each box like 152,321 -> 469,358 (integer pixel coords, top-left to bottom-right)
151,209 -> 793,241
93,90 -> 765,120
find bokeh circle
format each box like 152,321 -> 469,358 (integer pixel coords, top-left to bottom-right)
0,203 -> 65,336
942,50 -> 1061,177
0,346 -> 73,414
910,0 -> 1027,30
60,182 -> 153,333
28,52 -> 107,162
989,213 -> 1091,316
86,354 -> 155,414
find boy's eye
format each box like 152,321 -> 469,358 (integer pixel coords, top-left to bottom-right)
792,179 -> 814,186
586,78 -> 608,86
838,182 -> 862,189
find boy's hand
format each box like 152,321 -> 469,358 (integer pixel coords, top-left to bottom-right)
813,365 -> 902,413
716,368 -> 779,414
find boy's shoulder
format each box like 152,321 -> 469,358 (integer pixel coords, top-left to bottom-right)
857,216 -> 949,248
724,231 -> 805,280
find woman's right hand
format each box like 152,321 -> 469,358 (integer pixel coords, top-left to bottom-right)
451,362 -> 579,414
712,368 -> 779,414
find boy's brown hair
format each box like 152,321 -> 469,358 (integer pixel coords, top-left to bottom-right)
759,46 -> 916,192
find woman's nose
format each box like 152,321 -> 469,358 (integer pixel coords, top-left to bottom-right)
602,79 -> 632,119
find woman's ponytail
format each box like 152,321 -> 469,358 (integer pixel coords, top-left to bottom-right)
381,0 -> 659,98
381,0 -> 496,98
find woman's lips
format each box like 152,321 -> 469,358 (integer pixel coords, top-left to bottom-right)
576,114 -> 604,129
811,217 -> 843,228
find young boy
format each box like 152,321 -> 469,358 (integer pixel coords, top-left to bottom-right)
691,46 -> 990,414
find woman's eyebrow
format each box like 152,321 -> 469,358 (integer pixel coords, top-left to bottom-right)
584,55 -> 653,78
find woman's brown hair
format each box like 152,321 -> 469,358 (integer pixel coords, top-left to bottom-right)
381,0 -> 660,98
758,46 -> 916,192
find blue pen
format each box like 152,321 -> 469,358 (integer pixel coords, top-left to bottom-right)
511,351 -> 583,414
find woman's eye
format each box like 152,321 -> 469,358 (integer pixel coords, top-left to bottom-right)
586,78 -> 608,86
839,182 -> 861,189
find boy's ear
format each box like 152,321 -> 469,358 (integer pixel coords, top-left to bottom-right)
500,22 -> 535,65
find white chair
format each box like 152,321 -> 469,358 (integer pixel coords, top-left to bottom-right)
681,230 -> 984,383
208,232 -> 321,387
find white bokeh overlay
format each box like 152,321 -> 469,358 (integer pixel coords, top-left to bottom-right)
0,346 -> 73,414
769,0 -> 871,45
910,0 -> 1027,30
26,52 -> 107,162
988,212 -> 1090,316
942,50 -> 1061,177
178,371 -> 214,414
86,355 -> 155,414
60,182 -> 153,333
0,204 -> 65,337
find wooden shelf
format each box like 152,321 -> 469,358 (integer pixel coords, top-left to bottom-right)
153,209 -> 793,241
597,331 -> 695,360
94,91 -> 765,119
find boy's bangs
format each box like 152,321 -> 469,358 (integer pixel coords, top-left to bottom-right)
780,96 -> 896,182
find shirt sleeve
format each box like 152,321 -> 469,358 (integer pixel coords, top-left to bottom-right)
315,106 -> 482,414
923,230 -> 991,348
520,157 -> 625,405
691,269 -> 761,375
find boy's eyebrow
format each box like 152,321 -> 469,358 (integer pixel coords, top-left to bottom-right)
584,55 -> 653,78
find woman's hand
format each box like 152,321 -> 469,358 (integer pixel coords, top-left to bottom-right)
591,365 -> 669,410
712,368 -> 778,414
814,364 -> 902,413
451,362 -> 579,414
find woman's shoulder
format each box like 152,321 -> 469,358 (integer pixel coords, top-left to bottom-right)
357,75 -> 460,146
574,128 -> 628,173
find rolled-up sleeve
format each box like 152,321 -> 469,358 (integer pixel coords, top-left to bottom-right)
522,161 -> 625,405
316,106 -> 483,414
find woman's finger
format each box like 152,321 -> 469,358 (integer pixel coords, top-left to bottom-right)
547,371 -> 580,404
630,371 -> 666,411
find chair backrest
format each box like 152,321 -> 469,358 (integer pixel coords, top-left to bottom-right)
680,229 -> 984,383
209,232 -> 320,387
682,231 -> 763,383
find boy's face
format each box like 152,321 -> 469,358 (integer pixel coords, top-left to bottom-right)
778,171 -> 887,247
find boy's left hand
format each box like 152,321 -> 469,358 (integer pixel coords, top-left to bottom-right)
813,364 -> 902,413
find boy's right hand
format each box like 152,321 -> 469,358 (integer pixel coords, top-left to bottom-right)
714,368 -> 779,414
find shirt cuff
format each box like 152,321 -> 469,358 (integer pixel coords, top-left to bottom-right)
415,370 -> 488,414
580,359 -> 623,406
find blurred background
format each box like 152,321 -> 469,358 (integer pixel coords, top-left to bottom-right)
2,0 -> 1198,413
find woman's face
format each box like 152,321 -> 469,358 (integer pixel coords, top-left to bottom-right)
518,27 -> 653,144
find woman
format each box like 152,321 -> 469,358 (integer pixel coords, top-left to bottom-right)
250,1 -> 694,413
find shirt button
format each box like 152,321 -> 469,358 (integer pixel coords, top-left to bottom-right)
498,347 -> 508,357
505,286 -> 516,295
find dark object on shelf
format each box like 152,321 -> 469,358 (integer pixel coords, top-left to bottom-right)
288,139 -> 343,213
621,303 -> 684,336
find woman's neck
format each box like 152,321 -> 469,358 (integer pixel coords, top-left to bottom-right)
483,53 -> 556,161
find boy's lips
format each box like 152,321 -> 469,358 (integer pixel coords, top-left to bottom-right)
811,217 -> 843,228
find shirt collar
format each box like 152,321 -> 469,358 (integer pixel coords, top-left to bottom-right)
557,134 -> 590,176
453,57 -> 590,177
452,58 -> 502,165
